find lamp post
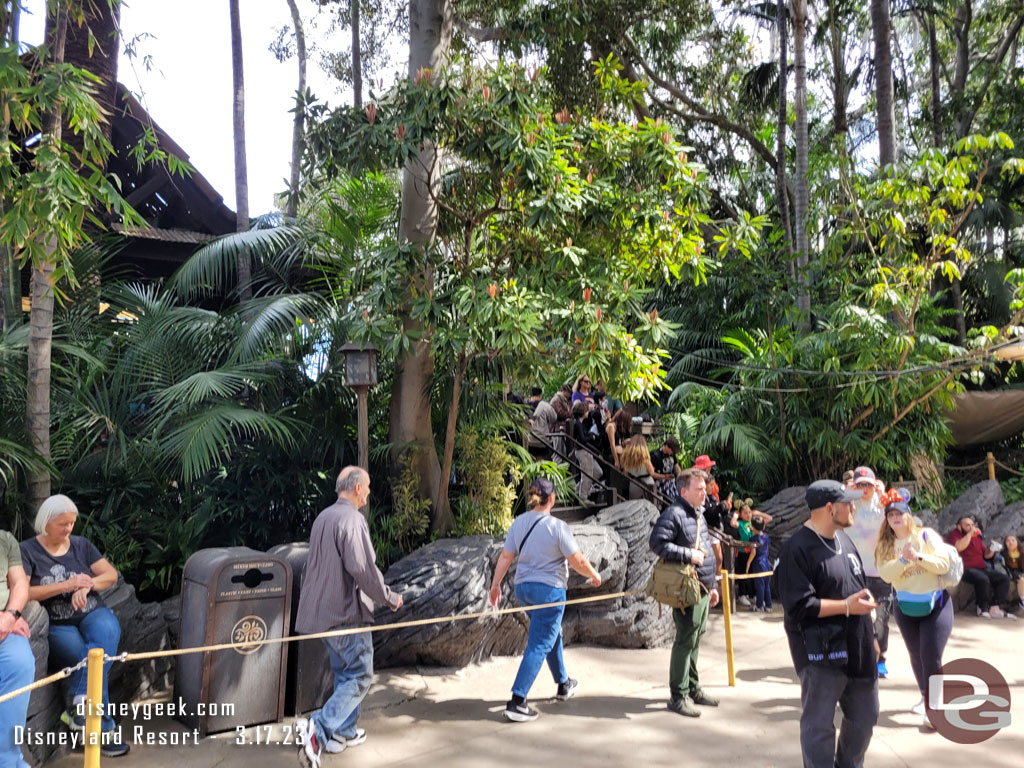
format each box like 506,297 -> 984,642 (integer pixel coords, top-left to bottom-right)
341,342 -> 378,473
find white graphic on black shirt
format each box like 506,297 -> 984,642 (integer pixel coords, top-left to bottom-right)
40,563 -> 97,620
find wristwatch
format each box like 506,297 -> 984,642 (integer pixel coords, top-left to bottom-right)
5,609 -> 21,619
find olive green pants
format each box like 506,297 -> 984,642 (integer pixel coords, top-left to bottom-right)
669,592 -> 710,700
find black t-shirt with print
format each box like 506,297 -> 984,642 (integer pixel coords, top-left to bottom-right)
20,535 -> 105,625
778,526 -> 875,679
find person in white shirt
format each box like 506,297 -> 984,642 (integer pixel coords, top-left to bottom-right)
844,466 -> 893,678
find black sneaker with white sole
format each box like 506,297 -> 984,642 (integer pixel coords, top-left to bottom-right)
556,678 -> 578,701
503,700 -> 539,722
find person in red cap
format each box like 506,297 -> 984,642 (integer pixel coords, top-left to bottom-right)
692,455 -> 730,572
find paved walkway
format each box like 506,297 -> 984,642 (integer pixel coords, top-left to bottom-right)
46,610 -> 1023,767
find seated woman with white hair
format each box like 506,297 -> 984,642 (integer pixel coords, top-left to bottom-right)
19,495 -> 130,757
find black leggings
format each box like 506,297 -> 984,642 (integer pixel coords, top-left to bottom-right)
894,592 -> 953,699
961,567 -> 1009,611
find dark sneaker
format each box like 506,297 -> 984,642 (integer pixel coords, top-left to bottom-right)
326,727 -> 366,754
298,730 -> 322,768
60,709 -> 86,731
691,690 -> 719,707
556,678 -> 579,701
100,732 -> 130,757
667,697 -> 701,717
503,700 -> 539,722
877,661 -> 888,678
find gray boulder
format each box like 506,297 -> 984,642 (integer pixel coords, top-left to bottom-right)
566,523 -> 628,596
987,501 -> 1024,541
372,536 -> 528,668
759,486 -> 809,560
939,480 -> 1004,532
573,499 -> 674,647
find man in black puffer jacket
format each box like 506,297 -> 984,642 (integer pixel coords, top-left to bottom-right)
649,469 -> 722,717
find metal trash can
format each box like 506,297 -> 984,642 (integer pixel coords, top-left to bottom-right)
268,542 -> 333,715
174,547 -> 292,735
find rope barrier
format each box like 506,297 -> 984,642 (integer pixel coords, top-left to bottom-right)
0,659 -> 88,705
0,570 -> 778,706
992,458 -> 1024,477
939,460 -> 989,471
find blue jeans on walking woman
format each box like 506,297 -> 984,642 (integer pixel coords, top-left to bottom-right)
0,633 -> 33,768
309,632 -> 373,747
48,607 -> 120,731
512,582 -> 569,699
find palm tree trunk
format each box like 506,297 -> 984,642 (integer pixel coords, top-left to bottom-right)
26,6 -> 69,512
871,0 -> 896,167
927,4 -> 941,147
229,0 -> 252,300
776,0 -> 792,255
0,2 -> 18,333
792,0 -> 811,321
285,0 -> 306,217
391,0 -> 452,533
352,0 -> 362,108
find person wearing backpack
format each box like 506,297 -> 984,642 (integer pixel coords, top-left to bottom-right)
875,490 -> 955,728
489,477 -> 602,722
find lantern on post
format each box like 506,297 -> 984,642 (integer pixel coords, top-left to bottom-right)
341,342 -> 378,473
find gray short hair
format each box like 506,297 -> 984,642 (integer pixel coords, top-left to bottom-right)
336,466 -> 369,495
34,494 -> 78,535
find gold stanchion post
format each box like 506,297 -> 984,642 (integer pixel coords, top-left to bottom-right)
987,452 -> 996,481
720,569 -> 736,687
83,647 -> 104,768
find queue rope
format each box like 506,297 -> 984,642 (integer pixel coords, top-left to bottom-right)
0,569 -> 779,706
992,458 -> 1024,477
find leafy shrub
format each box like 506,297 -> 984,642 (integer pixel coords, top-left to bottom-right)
453,429 -> 521,537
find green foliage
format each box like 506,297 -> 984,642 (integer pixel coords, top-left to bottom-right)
390,451 -> 432,552
453,429 -> 521,537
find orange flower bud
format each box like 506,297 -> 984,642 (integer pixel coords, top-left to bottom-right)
583,287 -> 592,303
487,283 -> 498,299
482,85 -> 491,102
365,103 -> 377,125
396,124 -> 406,140
595,307 -> 602,322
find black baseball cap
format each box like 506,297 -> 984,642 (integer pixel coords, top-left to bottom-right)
805,479 -> 861,510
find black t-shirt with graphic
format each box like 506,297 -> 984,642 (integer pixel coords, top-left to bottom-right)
778,526 -> 875,679
20,536 -> 105,625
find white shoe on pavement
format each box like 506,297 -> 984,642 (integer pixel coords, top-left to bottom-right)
911,698 -> 925,715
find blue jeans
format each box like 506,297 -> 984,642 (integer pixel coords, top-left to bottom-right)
0,634 -> 33,768
48,607 -> 120,731
511,582 -> 568,699
310,632 -> 373,746
753,575 -> 772,609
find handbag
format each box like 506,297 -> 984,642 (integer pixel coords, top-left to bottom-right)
645,512 -> 709,609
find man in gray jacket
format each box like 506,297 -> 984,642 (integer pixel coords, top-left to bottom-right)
296,466 -> 403,768
649,469 -> 721,717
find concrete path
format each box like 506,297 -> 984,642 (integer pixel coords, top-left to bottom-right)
45,609 -> 1023,767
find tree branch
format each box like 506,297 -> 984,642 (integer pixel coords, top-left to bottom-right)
453,14 -> 509,43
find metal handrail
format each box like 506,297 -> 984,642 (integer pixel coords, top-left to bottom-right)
533,428 -> 621,505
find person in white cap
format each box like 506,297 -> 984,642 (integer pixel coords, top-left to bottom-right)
844,466 -> 892,678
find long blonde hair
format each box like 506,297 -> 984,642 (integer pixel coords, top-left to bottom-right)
620,435 -> 649,473
874,499 -> 920,568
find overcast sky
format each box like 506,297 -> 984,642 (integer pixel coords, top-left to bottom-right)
21,0 -> 383,215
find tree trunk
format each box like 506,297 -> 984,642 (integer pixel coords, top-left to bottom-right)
391,0 -> 452,533
352,0 -> 362,108
229,0 -> 252,300
435,351 -> 468,532
26,6 -> 69,512
777,0 -> 793,254
0,2 -> 19,332
828,0 -> 846,136
285,0 -> 306,217
871,0 -> 896,167
927,4 -> 941,147
792,0 -> 811,321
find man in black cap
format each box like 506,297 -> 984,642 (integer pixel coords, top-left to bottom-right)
778,480 -> 879,768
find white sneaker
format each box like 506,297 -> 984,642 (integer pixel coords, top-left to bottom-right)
980,611 -> 992,618
325,728 -> 366,754
738,596 -> 753,607
1005,612 -> 1018,621
911,698 -> 925,715
922,712 -> 936,730
990,606 -> 1005,619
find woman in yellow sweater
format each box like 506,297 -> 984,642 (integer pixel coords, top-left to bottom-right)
874,489 -> 953,728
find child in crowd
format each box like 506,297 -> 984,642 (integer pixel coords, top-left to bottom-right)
730,501 -> 773,606
747,516 -> 773,612
1004,535 -> 1024,609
